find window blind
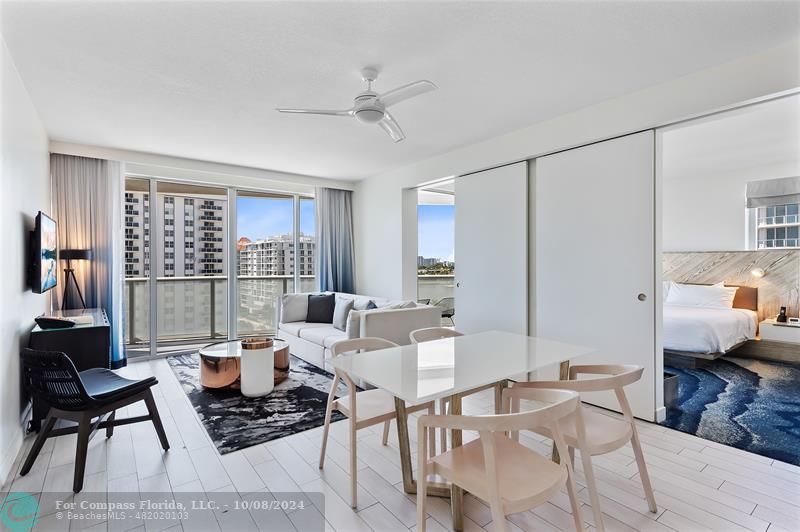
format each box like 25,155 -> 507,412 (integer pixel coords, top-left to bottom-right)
746,176 -> 800,208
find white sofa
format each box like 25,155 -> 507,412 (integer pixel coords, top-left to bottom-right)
277,292 -> 441,371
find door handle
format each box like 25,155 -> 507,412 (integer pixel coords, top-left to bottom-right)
637,293 -> 647,301
456,282 -> 461,288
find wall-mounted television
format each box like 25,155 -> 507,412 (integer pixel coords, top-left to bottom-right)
30,211 -> 58,294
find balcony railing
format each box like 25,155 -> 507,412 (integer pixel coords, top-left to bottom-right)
124,275 -> 317,354
417,274 -> 455,304
758,215 -> 800,226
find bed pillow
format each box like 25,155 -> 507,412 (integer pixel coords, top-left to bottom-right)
662,281 -> 674,301
665,282 -> 738,309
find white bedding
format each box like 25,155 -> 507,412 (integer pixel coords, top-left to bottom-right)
663,305 -> 758,354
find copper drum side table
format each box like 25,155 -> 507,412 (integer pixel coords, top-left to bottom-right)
199,339 -> 290,389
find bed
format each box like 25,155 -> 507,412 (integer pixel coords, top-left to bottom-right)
663,284 -> 758,368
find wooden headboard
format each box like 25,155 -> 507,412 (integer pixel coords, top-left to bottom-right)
664,251 -> 798,320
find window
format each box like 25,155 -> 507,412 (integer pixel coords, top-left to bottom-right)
756,203 -> 800,248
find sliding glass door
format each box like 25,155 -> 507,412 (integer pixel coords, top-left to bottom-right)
123,176 -> 315,357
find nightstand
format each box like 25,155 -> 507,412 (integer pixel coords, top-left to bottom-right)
759,318 -> 800,344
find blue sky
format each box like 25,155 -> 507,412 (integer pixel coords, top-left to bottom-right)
237,197 -> 315,240
418,205 -> 454,261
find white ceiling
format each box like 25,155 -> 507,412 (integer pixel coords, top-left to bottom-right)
2,1 -> 798,180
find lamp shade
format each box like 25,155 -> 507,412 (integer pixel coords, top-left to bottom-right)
60,249 -> 92,261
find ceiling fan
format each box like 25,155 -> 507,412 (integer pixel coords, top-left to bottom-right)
276,67 -> 437,142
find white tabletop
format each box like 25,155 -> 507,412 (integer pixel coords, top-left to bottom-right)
199,339 -> 289,358
329,330 -> 595,405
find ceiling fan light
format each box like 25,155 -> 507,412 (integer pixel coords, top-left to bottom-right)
354,108 -> 385,124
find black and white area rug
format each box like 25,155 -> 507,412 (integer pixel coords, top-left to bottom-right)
167,353 -> 350,454
662,357 -> 800,465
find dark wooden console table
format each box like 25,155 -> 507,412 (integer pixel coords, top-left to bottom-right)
28,308 -> 111,432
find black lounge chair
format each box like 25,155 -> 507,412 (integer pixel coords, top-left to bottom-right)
19,348 -> 169,492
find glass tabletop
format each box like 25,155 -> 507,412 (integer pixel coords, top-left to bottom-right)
199,339 -> 290,358
329,330 -> 595,405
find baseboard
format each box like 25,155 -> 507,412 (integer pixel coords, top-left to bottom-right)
655,406 -> 666,423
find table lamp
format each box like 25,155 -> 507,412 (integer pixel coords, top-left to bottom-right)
60,249 -> 92,310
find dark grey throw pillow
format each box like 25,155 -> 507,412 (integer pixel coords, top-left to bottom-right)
306,293 -> 336,323
366,300 -> 378,310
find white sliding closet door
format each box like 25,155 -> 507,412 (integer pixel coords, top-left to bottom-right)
455,162 -> 528,335
535,131 -> 656,420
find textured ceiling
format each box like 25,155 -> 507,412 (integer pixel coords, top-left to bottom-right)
2,1 -> 798,180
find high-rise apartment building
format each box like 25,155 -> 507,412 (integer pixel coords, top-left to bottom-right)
237,233 -> 315,277
124,192 -> 228,278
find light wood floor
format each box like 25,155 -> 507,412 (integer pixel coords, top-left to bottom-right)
3,358 -> 799,532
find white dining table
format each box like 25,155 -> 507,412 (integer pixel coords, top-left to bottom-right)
329,330 -> 595,531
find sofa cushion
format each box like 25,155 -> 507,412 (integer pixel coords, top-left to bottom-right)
281,293 -> 309,323
299,326 -> 346,347
333,296 -> 354,331
306,293 -> 335,323
279,321 -> 330,337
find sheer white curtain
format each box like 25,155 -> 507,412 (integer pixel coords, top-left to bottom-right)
51,154 -> 125,367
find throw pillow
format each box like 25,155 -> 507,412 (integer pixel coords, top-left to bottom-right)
365,300 -> 378,310
306,293 -> 336,323
280,293 -> 308,323
333,297 -> 354,331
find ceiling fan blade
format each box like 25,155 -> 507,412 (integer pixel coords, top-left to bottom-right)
377,112 -> 405,142
276,108 -> 353,116
379,80 -> 437,107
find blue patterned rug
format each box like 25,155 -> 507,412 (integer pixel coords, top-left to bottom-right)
662,357 -> 800,465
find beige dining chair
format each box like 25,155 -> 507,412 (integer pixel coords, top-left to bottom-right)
320,337 -> 436,508
417,388 -> 586,532
508,365 -> 657,532
409,327 -> 502,452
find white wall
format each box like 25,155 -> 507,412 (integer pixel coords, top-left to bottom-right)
0,36 -> 51,484
50,141 -> 355,195
353,39 -> 800,300
662,94 -> 800,251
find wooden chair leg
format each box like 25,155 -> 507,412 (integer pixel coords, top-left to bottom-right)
144,389 -> 169,451
382,420 -> 390,446
20,413 -> 56,476
630,429 -> 658,513
416,426 -> 428,532
106,410 -> 116,438
439,397 -> 448,453
579,449 -> 605,532
319,380 -> 337,469
73,414 -> 91,493
349,416 -> 358,508
564,468 -> 585,532
426,404 -> 436,458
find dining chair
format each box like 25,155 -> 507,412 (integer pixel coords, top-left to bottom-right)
509,365 -> 657,532
409,327 -> 502,453
19,348 -> 169,493
434,297 -> 455,326
320,337 -> 436,508
417,388 -> 585,532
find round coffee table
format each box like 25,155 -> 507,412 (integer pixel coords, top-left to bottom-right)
199,338 -> 290,390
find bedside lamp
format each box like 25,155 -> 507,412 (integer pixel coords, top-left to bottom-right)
61,249 -> 92,310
